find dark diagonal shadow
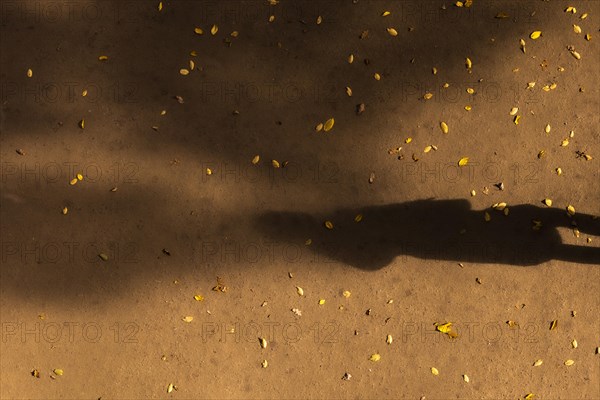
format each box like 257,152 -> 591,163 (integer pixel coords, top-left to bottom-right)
257,199 -> 600,270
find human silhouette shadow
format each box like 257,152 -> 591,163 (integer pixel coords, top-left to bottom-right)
257,199 -> 600,270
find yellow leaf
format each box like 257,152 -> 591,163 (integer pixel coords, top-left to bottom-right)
510,107 -> 518,116
53,369 -> 63,376
259,337 -> 268,348
530,31 -> 542,40
565,6 -> 576,13
585,34 -> 591,41
158,1 -> 163,11
581,13 -> 588,19
79,119 -> 85,129
252,155 -> 260,165
525,394 -> 535,400
189,60 -> 195,70
182,316 -> 193,323
318,299 -> 325,305
545,124 -> 551,133
573,24 -> 582,34
543,198 -> 552,207
571,339 -> 578,348
564,359 -> 575,366
561,139 -> 569,147
567,205 -> 575,216
465,57 -> 472,69
268,15 -> 275,22
435,322 -> 453,334
387,28 -> 398,36
348,54 -> 354,63
296,286 -> 304,296
345,87 -> 353,96
386,334 -> 393,344
423,93 -> 433,100
231,31 -> 239,37
342,290 -> 351,298
325,220 -> 334,230
440,121 -> 449,134
27,68 -> 32,78
374,72 -> 381,80
570,50 -> 581,60
424,145 -> 432,153
324,118 -> 335,132
466,87 -> 475,94
272,160 -> 280,168
194,27 -> 203,35
514,115 -> 521,125
533,359 -> 543,367
431,367 -> 439,375
484,211 -> 491,222
180,69 -> 190,75
369,353 -> 381,362
316,15 -> 322,25
77,173 -> 83,181
556,167 -> 562,175
261,360 -> 268,368
463,374 -> 470,383
206,168 -> 212,175
315,123 -> 323,132
465,105 -> 472,111
98,55 -> 109,61
194,295 -> 204,301
354,214 -> 363,222
550,319 -> 558,330
190,50 -> 197,56
382,11 -> 391,16
62,207 -> 68,215
405,137 -> 412,143
70,178 -> 78,185
167,383 -> 175,393
305,238 -> 312,246
458,157 -> 469,166
211,25 -> 218,35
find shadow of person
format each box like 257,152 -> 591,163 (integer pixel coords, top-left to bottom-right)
256,199 -> 600,270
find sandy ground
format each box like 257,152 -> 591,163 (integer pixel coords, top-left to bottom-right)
1,0 -> 599,399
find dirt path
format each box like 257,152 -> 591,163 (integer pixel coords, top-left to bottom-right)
1,1 -> 599,399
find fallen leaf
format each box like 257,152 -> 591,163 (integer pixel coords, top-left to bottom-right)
27,69 -> 32,78
272,160 -> 280,168
324,118 -> 335,132
533,359 -> 543,367
386,334 -> 393,344
382,11 -> 391,16
325,220 -> 334,230
180,69 -> 190,75
374,72 -> 381,80
423,92 -> 433,100
69,178 -> 78,185
543,199 -> 553,207
79,119 -> 85,129
206,167 -> 212,175
369,353 -> 381,362
545,124 -> 551,133
463,374 -> 470,383
296,286 -> 304,296
343,290 -> 351,298
158,2 -> 163,11
194,295 -> 204,301
573,24 -> 582,34
53,369 -> 63,376
316,15 -> 322,25
252,155 -> 260,164
387,28 -> 398,36
510,107 -> 519,116
167,383 -> 175,393
564,359 -> 575,366
440,121 -> 449,134
550,320 -> 558,330
465,57 -> 472,69
354,214 -> 363,223
98,55 -> 109,61
530,31 -> 542,40
572,339 -> 578,349
567,205 -> 575,216
261,360 -> 268,368
194,27 -> 203,35
211,25 -> 218,35
458,157 -> 469,166
348,54 -> 354,63
319,299 -> 326,305
315,123 -> 323,132
62,207 -> 68,215
345,87 -> 353,96
431,367 -> 439,376
182,316 -> 193,323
